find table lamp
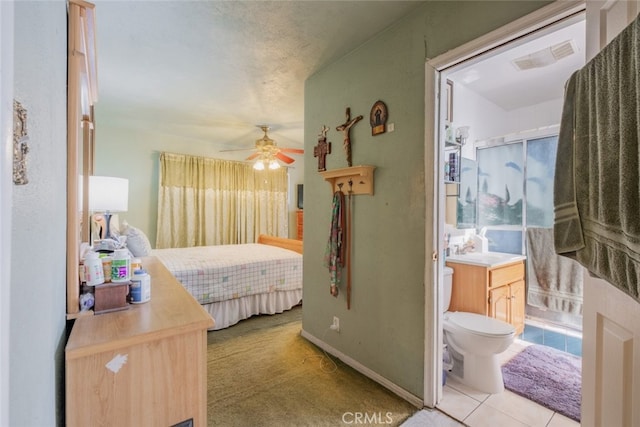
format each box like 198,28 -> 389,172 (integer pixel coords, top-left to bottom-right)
89,176 -> 129,240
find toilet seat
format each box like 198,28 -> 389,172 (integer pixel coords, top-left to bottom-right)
444,311 -> 515,338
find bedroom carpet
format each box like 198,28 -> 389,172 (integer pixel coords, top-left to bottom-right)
207,306 -> 418,426
501,344 -> 581,422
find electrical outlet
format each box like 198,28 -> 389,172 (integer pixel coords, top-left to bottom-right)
330,316 -> 340,332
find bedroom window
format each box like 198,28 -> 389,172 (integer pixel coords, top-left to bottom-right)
156,152 -> 288,248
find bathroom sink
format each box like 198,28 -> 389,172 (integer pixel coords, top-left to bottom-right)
445,251 -> 526,267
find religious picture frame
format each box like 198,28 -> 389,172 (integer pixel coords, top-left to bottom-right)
369,100 -> 387,136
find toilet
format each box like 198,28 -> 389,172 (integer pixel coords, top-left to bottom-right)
442,266 -> 516,394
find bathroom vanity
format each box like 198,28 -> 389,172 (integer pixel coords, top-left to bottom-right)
446,252 -> 526,335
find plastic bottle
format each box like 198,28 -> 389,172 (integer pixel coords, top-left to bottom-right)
84,251 -> 105,286
130,269 -> 151,303
79,291 -> 95,311
111,249 -> 131,283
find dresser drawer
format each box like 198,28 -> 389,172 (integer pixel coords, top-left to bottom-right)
489,262 -> 524,288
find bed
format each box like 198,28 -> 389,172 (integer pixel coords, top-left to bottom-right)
151,235 -> 303,330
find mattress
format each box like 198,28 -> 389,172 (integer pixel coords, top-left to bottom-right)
152,243 -> 302,305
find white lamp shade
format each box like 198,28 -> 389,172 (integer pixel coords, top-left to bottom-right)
89,176 -> 129,212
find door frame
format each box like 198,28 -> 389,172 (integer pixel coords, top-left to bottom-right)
423,0 -> 586,407
0,1 -> 14,424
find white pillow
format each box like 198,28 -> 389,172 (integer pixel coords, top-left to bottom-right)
120,221 -> 152,257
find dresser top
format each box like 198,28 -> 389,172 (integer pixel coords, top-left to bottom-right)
66,256 -> 214,360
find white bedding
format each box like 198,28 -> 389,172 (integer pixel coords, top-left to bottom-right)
151,243 -> 303,306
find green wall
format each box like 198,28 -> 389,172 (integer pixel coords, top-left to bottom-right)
301,1 -> 551,399
11,1 -> 67,424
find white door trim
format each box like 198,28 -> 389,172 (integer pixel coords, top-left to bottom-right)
423,0 -> 586,408
429,0 -> 586,71
423,59 -> 442,408
0,1 -> 14,424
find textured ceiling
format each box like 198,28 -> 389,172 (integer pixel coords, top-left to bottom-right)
94,0 -> 422,152
94,1 -> 585,156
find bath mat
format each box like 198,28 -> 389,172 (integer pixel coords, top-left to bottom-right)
502,344 -> 581,422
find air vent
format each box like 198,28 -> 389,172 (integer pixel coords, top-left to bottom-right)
512,40 -> 576,71
551,40 -> 576,60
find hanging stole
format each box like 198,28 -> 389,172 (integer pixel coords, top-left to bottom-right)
324,190 -> 346,297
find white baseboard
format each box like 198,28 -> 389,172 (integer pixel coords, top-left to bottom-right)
300,329 -> 424,409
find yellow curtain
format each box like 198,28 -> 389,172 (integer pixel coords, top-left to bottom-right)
156,152 -> 288,248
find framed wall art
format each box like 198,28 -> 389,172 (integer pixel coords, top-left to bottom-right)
369,100 -> 387,136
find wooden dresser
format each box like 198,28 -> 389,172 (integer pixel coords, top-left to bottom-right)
65,256 -> 214,426
296,209 -> 303,240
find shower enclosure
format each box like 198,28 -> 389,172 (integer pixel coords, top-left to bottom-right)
459,134 -> 583,329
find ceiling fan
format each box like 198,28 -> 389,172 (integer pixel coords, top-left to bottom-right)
222,125 -> 304,170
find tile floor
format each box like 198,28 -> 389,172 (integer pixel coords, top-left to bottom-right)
434,338 -> 581,426
402,321 -> 583,426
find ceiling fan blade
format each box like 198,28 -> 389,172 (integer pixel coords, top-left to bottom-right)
276,152 -> 295,164
246,152 -> 261,161
279,147 -> 304,154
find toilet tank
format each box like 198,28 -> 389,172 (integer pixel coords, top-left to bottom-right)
443,266 -> 453,312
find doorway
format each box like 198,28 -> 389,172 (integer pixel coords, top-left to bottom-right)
424,0 -> 587,410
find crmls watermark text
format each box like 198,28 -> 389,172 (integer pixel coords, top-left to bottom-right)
342,412 -> 394,424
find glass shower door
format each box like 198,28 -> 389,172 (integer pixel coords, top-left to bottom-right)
475,136 -> 558,254
476,142 -> 524,254
525,136 -> 558,228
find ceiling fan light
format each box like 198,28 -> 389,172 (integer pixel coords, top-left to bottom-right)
269,160 -> 280,170
253,160 -> 265,170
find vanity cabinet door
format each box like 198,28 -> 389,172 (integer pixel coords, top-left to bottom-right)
488,280 -> 525,335
509,280 -> 525,334
489,285 -> 510,325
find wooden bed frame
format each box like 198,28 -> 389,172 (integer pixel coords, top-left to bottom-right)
257,234 -> 303,254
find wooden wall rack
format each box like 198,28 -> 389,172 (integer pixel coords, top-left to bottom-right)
319,165 -> 376,195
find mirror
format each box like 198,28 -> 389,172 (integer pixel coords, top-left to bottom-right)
66,0 -> 97,317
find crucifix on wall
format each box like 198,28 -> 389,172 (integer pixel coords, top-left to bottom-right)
336,107 -> 363,167
313,125 -> 331,172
